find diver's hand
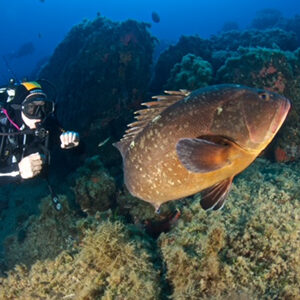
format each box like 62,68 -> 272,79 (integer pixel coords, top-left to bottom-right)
18,152 -> 43,179
60,131 -> 80,149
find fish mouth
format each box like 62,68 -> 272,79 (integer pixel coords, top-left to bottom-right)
270,98 -> 291,134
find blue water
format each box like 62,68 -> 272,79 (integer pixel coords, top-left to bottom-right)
0,0 -> 300,84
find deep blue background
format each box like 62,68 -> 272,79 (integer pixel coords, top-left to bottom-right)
0,0 -> 299,84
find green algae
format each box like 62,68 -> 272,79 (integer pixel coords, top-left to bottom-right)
71,156 -> 117,215
165,53 -> 213,90
1,217 -> 161,299
159,158 -> 300,299
216,47 -> 294,94
3,195 -> 80,270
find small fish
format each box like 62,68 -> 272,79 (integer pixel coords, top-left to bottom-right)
8,42 -> 35,59
151,11 -> 160,23
98,136 -> 110,148
114,84 -> 290,211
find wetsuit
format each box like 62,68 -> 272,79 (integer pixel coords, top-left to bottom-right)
0,81 -> 80,187
0,110 -> 61,185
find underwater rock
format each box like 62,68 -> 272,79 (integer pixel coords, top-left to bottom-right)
250,9 -> 283,30
210,49 -> 238,71
219,21 -> 239,32
150,35 -> 212,93
248,11 -> 300,46
165,53 -> 213,90
216,47 -> 293,93
39,17 -> 155,133
158,158 -> 300,299
153,39 -> 174,63
151,28 -> 297,94
7,42 -> 35,59
210,28 -> 299,52
285,14 -> 300,45
71,155 -> 116,215
0,219 -> 161,299
30,55 -> 50,79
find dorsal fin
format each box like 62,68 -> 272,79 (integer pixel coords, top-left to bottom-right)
113,90 -> 190,156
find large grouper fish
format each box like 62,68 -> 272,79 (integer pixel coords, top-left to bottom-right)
114,84 -> 291,211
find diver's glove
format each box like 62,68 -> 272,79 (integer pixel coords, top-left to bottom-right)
18,152 -> 43,179
60,131 -> 80,149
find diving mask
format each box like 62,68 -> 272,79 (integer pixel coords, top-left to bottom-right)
22,92 -> 55,119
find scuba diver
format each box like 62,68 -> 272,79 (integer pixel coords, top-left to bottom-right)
0,79 -> 80,191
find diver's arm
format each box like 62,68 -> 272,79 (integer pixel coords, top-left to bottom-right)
44,115 -> 80,149
0,152 -> 43,185
0,163 -> 21,184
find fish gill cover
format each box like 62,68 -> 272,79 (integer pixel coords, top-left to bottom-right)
0,3 -> 299,300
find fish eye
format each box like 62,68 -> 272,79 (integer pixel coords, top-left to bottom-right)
259,92 -> 270,101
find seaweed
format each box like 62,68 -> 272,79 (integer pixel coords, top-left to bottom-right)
1,219 -> 161,299
158,158 -> 300,299
165,54 -> 213,90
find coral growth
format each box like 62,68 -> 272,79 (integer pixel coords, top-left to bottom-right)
216,47 -> 293,93
0,219 -> 161,299
210,28 -> 298,52
165,54 -> 213,90
220,21 -> 239,32
250,9 -> 300,45
250,9 -> 283,30
159,158 -> 300,299
150,35 -> 212,93
71,156 -> 116,215
151,28 -> 298,93
4,195 -> 79,270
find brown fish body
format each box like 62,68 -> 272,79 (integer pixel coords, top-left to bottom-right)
115,84 -> 290,210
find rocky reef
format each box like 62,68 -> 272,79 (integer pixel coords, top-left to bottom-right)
150,35 -> 212,93
151,28 -> 299,94
250,9 -> 300,44
39,16 -> 155,136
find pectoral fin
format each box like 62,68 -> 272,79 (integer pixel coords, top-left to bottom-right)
176,138 -> 231,173
200,176 -> 233,210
